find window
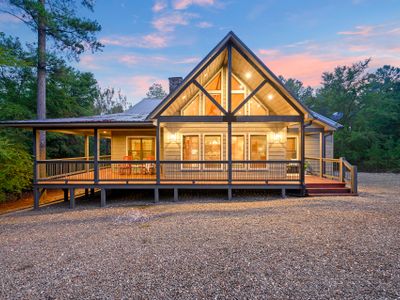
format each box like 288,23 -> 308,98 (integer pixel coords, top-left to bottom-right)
182,95 -> 200,116
205,73 -> 221,91
286,137 -> 298,160
249,135 -> 267,169
232,135 -> 245,169
205,93 -> 222,116
127,138 -> 155,160
204,135 -> 222,169
182,135 -> 200,169
232,93 -> 245,115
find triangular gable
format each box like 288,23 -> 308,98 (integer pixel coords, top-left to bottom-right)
148,32 -> 327,125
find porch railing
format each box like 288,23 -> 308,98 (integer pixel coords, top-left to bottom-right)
36,159 -> 301,184
305,156 -> 358,193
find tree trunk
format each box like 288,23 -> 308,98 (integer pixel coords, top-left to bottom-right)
37,0 -> 46,161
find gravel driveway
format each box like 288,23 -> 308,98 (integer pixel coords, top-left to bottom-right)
0,173 -> 399,299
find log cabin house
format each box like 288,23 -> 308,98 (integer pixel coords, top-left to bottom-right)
0,32 -> 358,208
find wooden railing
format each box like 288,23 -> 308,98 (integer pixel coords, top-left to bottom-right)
35,159 -> 302,184
305,156 -> 358,193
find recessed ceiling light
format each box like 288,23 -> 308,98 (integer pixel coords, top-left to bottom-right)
204,73 -> 208,77
268,94 -> 274,100
245,72 -> 252,79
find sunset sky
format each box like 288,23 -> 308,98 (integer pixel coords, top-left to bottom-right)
2,0 -> 400,104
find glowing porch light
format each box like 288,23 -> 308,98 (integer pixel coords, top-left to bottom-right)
273,132 -> 283,143
245,72 -> 252,79
169,132 -> 177,142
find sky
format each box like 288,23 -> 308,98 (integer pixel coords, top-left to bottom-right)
1,0 -> 400,105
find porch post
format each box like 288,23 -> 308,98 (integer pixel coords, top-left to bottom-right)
69,188 -> 75,209
93,128 -> 99,184
227,41 -> 232,188
300,118 -> 305,191
33,129 -> 39,209
156,120 -> 161,185
319,132 -> 323,177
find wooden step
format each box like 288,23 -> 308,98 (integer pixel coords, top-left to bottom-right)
308,193 -> 358,197
306,187 -> 351,194
306,183 -> 346,188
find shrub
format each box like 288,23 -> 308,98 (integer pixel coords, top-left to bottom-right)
0,137 -> 32,202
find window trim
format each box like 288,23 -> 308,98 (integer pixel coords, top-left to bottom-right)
202,133 -> 224,170
125,136 -> 156,160
181,133 -> 201,170
248,133 -> 269,170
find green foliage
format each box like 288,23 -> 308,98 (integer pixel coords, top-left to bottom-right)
0,137 -> 33,202
282,60 -> 400,172
5,0 -> 103,59
146,83 -> 167,99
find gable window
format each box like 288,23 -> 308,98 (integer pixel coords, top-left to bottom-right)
205,93 -> 222,116
286,137 -> 298,160
204,71 -> 222,116
182,95 -> 200,116
204,135 -> 222,169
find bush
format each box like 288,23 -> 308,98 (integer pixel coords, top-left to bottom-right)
0,137 -> 32,202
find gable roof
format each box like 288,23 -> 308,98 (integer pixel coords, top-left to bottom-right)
148,31 -> 312,118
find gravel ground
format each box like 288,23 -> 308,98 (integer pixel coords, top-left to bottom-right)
0,173 -> 399,299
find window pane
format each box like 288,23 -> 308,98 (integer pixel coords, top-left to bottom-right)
232,93 -> 245,115
182,95 -> 199,116
183,135 -> 199,160
231,76 -> 244,90
128,138 -> 141,160
204,135 -> 221,169
250,135 -> 267,160
286,137 -> 297,160
205,93 -> 222,116
127,138 -> 155,160
232,135 -> 244,161
249,98 -> 268,115
205,73 -> 221,91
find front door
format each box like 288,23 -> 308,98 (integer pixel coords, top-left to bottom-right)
127,137 -> 155,160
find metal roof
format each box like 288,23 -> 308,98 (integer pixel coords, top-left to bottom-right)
311,110 -> 343,129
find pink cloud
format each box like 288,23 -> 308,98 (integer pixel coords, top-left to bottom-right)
118,55 -> 140,65
152,0 -> 167,12
196,21 -> 213,28
100,33 -> 169,48
259,50 -> 366,86
0,13 -> 22,24
173,0 -> 215,10
152,12 -> 196,32
338,25 -> 375,36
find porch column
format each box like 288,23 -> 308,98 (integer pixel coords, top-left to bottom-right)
93,128 -> 99,184
300,118 -> 305,190
227,41 -> 232,188
33,129 -> 39,209
156,120 -> 161,185
319,132 -> 324,177
84,134 -> 90,195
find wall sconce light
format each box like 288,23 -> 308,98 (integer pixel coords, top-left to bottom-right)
273,132 -> 283,143
169,132 -> 177,143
